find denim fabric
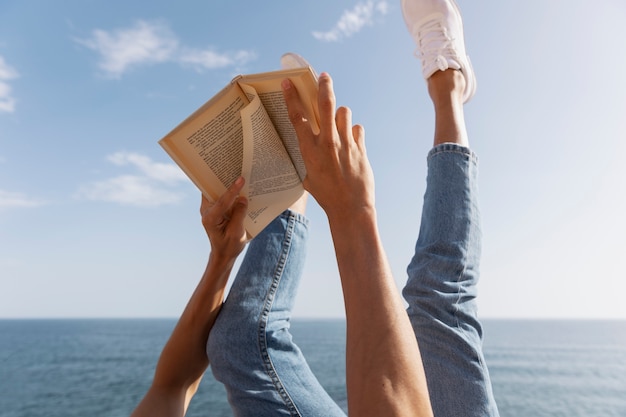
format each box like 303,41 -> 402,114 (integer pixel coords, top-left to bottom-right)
404,143 -> 500,416
208,144 -> 499,417
207,211 -> 346,417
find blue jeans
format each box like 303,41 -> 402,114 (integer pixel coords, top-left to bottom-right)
403,144 -> 499,417
208,144 -> 499,416
207,211 -> 345,416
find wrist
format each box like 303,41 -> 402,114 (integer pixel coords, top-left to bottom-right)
326,206 -> 381,251
207,252 -> 238,278
326,205 -> 377,229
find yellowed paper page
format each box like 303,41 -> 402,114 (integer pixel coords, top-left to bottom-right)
239,83 -> 304,237
159,84 -> 248,202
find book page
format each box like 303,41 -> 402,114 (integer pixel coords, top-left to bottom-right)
238,67 -> 319,181
159,84 -> 248,202
255,90 -> 306,181
239,83 -> 304,236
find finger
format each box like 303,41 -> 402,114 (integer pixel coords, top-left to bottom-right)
335,106 -> 353,148
317,73 -> 337,141
210,177 -> 245,222
200,195 -> 213,217
282,78 -> 313,141
352,124 -> 366,149
228,196 -> 248,235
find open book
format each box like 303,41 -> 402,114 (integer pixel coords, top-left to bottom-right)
159,67 -> 319,237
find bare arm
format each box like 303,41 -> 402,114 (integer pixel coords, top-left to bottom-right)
282,74 -> 433,417
130,178 -> 248,417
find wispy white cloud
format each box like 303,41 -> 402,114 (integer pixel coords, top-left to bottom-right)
76,20 -> 255,78
76,151 -> 189,207
78,175 -> 184,207
0,55 -> 19,113
76,20 -> 178,78
106,152 -> 187,184
179,48 -> 257,72
0,190 -> 45,208
312,1 -> 389,42
0,257 -> 24,268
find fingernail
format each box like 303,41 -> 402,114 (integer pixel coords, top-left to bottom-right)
235,176 -> 244,186
281,79 -> 291,90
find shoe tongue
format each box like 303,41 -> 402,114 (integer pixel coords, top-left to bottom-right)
417,23 -> 462,78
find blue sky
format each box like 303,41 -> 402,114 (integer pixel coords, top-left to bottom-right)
1,1 -> 625,319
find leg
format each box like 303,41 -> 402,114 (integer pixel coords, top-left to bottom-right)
402,1 -> 499,415
428,69 -> 469,147
207,197 -> 345,417
404,142 -> 499,417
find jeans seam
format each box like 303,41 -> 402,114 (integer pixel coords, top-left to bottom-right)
454,158 -> 471,329
453,158 -> 485,367
257,212 -> 302,417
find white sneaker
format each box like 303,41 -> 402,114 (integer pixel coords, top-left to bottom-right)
401,0 -> 476,102
280,52 -> 318,80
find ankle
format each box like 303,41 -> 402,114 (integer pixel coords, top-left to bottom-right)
427,69 -> 465,105
430,70 -> 469,147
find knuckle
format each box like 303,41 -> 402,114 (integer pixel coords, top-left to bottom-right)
319,94 -> 335,111
288,109 -> 306,125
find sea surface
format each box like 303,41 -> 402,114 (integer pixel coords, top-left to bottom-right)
1,319 -> 625,417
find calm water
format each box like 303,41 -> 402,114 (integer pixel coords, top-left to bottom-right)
0,319 -> 625,417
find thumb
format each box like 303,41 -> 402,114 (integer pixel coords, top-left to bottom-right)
230,196 -> 248,223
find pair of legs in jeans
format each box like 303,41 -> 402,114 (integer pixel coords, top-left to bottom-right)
207,144 -> 498,416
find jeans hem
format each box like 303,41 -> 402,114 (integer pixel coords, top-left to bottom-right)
428,143 -> 478,165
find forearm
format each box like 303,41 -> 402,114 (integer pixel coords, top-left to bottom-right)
328,210 -> 433,417
152,254 -> 234,391
132,182 -> 248,417
131,255 -> 234,417
282,72 -> 433,415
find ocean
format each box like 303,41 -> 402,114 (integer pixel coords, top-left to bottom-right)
0,319 -> 625,417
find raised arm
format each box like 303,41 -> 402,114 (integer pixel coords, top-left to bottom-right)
282,74 -> 433,417
130,178 -> 248,417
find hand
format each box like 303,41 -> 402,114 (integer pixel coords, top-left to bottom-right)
200,177 -> 249,262
282,73 -> 375,221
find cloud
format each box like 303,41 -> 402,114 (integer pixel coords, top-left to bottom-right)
0,55 -> 19,113
312,1 -> 389,42
77,151 -> 189,207
76,20 -> 255,78
76,20 -> 178,78
0,190 -> 45,208
107,152 -> 187,184
179,48 -> 256,71
79,175 -> 184,207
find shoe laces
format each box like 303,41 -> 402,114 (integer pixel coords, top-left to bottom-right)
414,18 -> 459,71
